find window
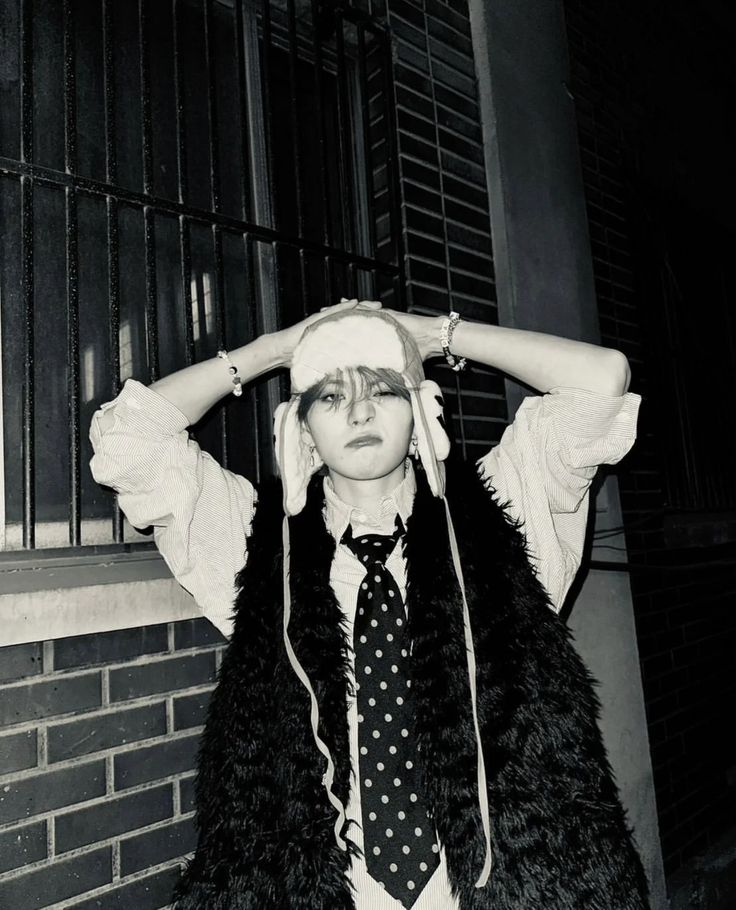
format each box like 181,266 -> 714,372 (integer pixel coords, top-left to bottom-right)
631,190 -> 736,534
0,0 -> 401,580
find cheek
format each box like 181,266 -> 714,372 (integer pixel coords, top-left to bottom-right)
400,402 -> 414,432
305,412 -> 340,456
390,406 -> 414,448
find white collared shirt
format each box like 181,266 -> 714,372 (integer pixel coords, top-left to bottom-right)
89,379 -> 641,908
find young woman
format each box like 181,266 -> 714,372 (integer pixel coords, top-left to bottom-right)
90,299 -> 650,909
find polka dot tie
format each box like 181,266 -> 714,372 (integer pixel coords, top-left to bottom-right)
342,520 -> 440,908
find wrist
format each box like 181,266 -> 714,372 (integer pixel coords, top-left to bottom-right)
438,312 -> 468,371
425,315 -> 446,359
227,332 -> 287,383
260,329 -> 292,371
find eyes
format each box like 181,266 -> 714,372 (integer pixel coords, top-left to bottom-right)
319,387 -> 397,405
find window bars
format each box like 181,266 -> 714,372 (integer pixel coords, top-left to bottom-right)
0,0 -> 404,555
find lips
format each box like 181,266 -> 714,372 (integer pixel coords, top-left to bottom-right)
346,434 -> 382,448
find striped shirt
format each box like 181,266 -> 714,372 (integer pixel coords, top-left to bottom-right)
89,379 -> 640,909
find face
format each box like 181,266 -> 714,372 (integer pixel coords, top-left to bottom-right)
302,372 -> 414,484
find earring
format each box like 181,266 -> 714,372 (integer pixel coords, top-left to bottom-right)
409,435 -> 418,456
309,445 -> 316,468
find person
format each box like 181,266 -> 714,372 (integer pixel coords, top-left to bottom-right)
89,299 -> 650,909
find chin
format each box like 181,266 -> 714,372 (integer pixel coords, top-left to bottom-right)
358,461 -> 407,481
332,454 -> 407,482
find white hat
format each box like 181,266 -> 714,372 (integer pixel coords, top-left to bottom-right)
273,308 -> 451,515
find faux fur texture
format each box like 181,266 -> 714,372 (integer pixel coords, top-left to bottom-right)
173,461 -> 650,909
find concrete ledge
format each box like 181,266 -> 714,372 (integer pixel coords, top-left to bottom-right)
0,578 -> 201,646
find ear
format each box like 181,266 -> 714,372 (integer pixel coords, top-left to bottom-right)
300,423 -> 315,449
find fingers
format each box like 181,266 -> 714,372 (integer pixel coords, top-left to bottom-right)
319,298 -> 382,313
349,298 -> 382,309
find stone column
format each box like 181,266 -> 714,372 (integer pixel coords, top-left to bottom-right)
466,0 -> 667,904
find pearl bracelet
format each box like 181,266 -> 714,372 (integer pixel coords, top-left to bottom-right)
439,311 -> 467,372
217,349 -> 243,397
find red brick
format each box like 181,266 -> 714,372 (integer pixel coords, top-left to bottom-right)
425,0 -> 469,35
428,36 -> 476,80
0,821 -> 47,874
0,759 -> 106,825
120,816 -> 197,876
64,865 -> 181,910
179,775 -> 196,813
0,729 -> 38,774
0,672 -> 102,728
55,783 -> 174,853
429,58 -> 475,100
48,702 -> 167,763
54,627 -> 168,670
0,846 -> 111,910
388,0 -> 426,31
109,652 -> 216,702
0,643 -> 43,683
114,733 -> 200,790
173,618 -> 226,650
173,690 -> 212,730
434,83 -> 479,123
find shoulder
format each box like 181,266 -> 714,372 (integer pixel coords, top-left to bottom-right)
436,459 -> 559,623
444,457 -> 519,527
241,472 -> 330,559
442,456 -> 535,571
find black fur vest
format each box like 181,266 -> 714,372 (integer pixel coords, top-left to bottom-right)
174,461 -> 650,909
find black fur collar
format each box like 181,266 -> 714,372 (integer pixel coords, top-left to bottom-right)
174,460 -> 650,909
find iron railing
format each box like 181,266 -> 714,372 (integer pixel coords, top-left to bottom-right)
0,0 -> 403,555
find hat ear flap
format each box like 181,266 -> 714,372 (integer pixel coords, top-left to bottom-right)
274,400 -> 323,516
409,379 -> 451,498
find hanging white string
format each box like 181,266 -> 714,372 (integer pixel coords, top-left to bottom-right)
281,515 -> 348,852
443,495 -> 493,887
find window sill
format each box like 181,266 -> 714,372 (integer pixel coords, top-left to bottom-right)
0,544 -> 172,594
0,546 -> 209,647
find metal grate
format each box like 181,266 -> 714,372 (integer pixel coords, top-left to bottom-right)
0,0 -> 403,555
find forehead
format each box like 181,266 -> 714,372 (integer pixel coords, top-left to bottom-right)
322,367 -> 398,386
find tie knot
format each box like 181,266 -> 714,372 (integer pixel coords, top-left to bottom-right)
341,518 -> 403,568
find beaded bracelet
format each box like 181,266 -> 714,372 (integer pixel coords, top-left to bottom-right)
439,311 -> 467,372
217,349 -> 243,397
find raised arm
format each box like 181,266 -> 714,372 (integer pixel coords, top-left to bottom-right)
149,332 -> 282,425
146,298 -> 383,424
447,320 -> 630,396
386,307 -> 639,611
389,311 -> 630,397
90,299 -> 383,638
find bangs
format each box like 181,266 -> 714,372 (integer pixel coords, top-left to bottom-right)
296,366 -> 410,423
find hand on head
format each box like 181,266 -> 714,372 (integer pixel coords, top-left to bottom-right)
322,297 -> 382,313
332,301 -> 441,363
285,297 -> 440,365
276,298 -> 382,368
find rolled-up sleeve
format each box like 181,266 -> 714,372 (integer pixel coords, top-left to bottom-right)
476,386 -> 641,612
89,379 -> 255,638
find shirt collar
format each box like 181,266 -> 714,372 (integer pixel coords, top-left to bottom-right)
323,458 -> 416,541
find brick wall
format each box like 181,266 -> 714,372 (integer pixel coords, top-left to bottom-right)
563,0 -> 736,880
0,1 -> 501,907
0,619 -> 225,909
387,0 -> 506,462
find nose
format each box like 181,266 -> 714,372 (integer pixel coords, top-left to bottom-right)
347,396 -> 375,426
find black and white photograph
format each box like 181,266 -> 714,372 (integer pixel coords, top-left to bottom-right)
1,0 -> 734,907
